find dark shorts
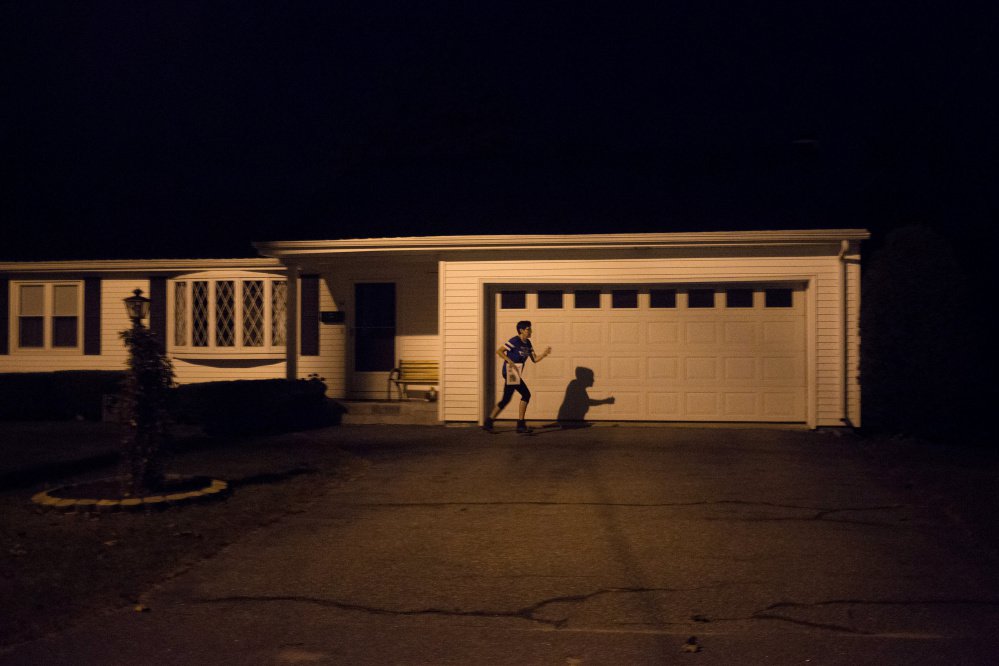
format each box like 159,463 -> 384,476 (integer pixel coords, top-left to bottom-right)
497,381 -> 531,408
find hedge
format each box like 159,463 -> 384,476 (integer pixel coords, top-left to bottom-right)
170,378 -> 344,435
0,373 -> 344,434
0,371 -> 128,421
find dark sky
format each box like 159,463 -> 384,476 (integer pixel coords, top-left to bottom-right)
3,2 -> 998,261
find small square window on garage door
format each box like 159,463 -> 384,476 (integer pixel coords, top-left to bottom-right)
765,288 -> 793,308
726,288 -> 754,308
650,289 -> 677,308
574,290 -> 601,308
612,290 -> 638,308
501,291 -> 526,309
687,289 -> 715,308
537,290 -> 563,308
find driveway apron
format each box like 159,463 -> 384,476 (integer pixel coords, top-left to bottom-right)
4,426 -> 998,665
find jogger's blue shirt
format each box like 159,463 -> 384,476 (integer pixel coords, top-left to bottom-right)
501,336 -> 533,378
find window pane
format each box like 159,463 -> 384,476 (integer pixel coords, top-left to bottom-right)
500,291 -> 526,309
19,285 -> 44,316
192,281 -> 209,347
215,281 -> 235,346
53,285 -> 79,316
537,290 -> 563,308
726,289 -> 754,308
612,290 -> 637,308
574,290 -> 600,308
271,281 -> 287,346
174,282 -> 187,346
765,288 -> 793,308
242,280 -> 264,346
52,316 -> 78,347
19,317 -> 44,347
688,289 -> 715,308
355,329 -> 395,372
650,289 -> 676,308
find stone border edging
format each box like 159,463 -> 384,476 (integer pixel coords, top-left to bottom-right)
31,476 -> 230,512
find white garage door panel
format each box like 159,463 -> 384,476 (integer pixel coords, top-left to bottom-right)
494,285 -> 806,422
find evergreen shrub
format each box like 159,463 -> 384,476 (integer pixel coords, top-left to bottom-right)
171,377 -> 343,435
0,371 -> 127,421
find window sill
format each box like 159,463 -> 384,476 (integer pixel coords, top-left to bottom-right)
171,350 -> 287,360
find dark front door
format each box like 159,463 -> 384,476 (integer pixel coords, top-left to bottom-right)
354,282 -> 396,374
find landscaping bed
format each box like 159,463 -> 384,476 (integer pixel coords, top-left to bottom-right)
0,425 -> 362,649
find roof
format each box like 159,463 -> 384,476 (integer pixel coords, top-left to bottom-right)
254,229 -> 871,259
0,230 -> 871,271
0,257 -> 283,274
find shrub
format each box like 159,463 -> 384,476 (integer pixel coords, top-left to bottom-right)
860,226 -> 985,442
0,371 -> 127,421
119,324 -> 176,494
171,377 -> 343,436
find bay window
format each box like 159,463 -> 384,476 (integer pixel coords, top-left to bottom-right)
172,276 -> 287,354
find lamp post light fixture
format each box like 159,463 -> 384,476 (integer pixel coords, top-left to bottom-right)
124,288 -> 151,326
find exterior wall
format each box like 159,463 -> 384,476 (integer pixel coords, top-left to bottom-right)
317,259 -> 439,398
1,278 -> 146,373
847,245 -> 862,426
165,275 -> 340,389
441,248 -> 862,427
1,275 -> 342,393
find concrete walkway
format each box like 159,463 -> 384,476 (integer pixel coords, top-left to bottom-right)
4,425 -> 998,664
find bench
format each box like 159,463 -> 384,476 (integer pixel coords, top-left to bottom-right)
388,360 -> 440,400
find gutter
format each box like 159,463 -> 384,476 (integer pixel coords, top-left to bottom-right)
839,239 -> 855,429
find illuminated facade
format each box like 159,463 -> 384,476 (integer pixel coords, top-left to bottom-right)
1,230 -> 868,427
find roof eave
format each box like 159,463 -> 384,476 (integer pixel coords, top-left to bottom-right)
0,258 -> 284,274
254,229 -> 871,259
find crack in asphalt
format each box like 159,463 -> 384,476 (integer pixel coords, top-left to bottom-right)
745,598 -> 999,635
332,500 -> 908,526
195,586 -> 718,629
194,591 -> 999,634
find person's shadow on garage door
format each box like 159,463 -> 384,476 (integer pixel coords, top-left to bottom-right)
555,366 -> 615,429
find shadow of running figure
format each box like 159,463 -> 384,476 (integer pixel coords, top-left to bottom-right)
556,367 -> 615,429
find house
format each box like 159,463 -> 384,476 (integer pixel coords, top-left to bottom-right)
1,229 -> 869,428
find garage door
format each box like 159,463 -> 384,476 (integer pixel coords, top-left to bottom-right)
493,285 -> 806,422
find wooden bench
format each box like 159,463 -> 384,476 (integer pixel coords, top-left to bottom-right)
389,360 -> 440,400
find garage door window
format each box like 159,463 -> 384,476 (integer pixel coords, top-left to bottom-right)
501,291 -> 526,309
537,290 -> 563,308
650,289 -> 677,308
688,289 -> 715,308
765,288 -> 793,308
612,290 -> 638,308
574,290 -> 600,308
726,289 -> 754,308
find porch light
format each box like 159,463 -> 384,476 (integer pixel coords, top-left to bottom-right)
124,288 -> 151,324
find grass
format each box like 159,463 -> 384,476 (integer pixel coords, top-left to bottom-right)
0,425 -> 363,649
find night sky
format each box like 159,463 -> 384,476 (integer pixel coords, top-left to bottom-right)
4,2 -> 998,262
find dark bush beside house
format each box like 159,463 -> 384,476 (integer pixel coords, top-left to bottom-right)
0,371 -> 127,421
861,226 -> 986,443
171,377 -> 344,436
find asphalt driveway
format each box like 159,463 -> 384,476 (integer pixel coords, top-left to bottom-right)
3,424 -> 998,665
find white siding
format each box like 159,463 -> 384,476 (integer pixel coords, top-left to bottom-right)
441,250 -> 862,427
320,259 -> 439,398
1,278 -> 144,373
1,276 -> 343,398
172,276 -> 341,391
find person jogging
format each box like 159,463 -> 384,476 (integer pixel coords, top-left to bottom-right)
483,320 -> 551,433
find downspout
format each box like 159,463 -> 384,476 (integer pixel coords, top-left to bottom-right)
285,262 -> 300,381
838,240 -> 854,428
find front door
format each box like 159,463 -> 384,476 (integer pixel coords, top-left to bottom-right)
351,282 -> 396,397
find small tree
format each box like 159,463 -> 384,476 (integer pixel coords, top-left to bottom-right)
118,323 -> 176,495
